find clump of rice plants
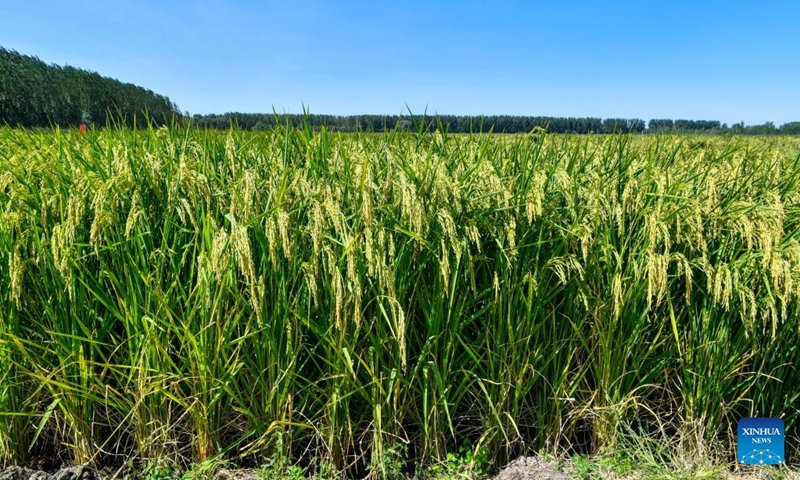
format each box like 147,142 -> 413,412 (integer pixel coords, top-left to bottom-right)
1,123 -> 799,476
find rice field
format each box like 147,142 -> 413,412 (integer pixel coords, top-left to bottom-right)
1,124 -> 799,477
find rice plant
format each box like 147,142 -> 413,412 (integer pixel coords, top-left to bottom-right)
0,123 -> 799,476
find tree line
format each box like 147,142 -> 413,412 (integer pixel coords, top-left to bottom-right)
193,112 -> 800,135
3,45 -> 798,135
192,113 -> 648,134
0,47 -> 180,128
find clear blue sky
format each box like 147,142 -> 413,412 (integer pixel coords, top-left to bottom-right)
2,1 -> 798,125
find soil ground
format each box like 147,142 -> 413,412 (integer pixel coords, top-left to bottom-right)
1,457 -> 798,479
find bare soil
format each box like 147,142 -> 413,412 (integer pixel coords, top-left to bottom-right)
1,458 -> 797,479
490,456 -> 573,480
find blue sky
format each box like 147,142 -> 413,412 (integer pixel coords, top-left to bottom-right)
1,1 -> 798,125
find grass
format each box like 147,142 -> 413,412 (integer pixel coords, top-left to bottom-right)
0,123 -> 799,478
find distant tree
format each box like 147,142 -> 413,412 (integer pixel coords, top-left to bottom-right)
747,122 -> 777,135
780,122 -> 800,135
0,46 -> 180,128
648,119 -> 673,132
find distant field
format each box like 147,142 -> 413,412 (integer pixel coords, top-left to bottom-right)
1,126 -> 799,476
